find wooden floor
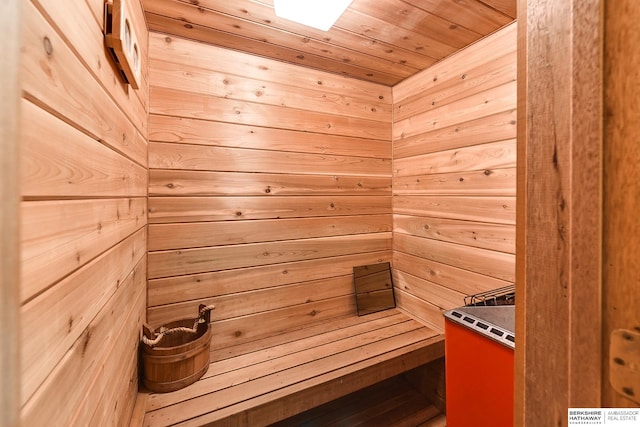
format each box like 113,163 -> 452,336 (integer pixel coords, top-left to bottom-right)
134,309 -> 444,427
270,375 -> 446,427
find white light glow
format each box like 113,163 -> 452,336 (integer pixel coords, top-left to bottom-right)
273,0 -> 354,31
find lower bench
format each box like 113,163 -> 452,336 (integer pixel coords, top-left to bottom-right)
131,309 -> 444,427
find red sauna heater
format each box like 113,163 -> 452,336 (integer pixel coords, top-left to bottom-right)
444,287 -> 515,427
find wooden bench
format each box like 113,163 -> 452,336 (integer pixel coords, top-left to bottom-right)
130,308 -> 444,427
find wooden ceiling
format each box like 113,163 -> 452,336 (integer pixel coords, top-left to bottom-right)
142,0 -> 517,86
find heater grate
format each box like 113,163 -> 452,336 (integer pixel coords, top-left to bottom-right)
464,285 -> 515,306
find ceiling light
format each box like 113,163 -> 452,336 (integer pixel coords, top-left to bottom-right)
273,0 -> 353,32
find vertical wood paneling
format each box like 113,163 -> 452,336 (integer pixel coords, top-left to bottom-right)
392,23 -> 517,331
516,1 -> 604,423
1,1 -> 21,426
603,0 -> 640,408
19,1 -> 148,426
147,33 -> 392,339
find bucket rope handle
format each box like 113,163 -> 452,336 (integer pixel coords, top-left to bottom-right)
142,304 -> 215,347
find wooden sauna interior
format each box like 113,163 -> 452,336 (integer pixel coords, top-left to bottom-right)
16,0 -> 518,425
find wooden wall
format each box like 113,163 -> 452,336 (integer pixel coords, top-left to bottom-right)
391,23 -> 517,330
1,1 -> 21,426
147,33 -> 392,349
19,0 -> 148,425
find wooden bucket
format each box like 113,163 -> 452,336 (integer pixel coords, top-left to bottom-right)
141,305 -> 213,393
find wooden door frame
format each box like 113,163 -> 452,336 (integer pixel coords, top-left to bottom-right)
1,0 -> 21,426
516,0 -> 604,425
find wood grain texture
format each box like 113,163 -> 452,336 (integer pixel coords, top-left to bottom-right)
148,251 -> 391,307
392,23 -> 516,330
141,0 -> 515,86
0,1 -> 21,425
149,115 -> 391,158
22,0 -> 147,167
602,0 -> 640,408
139,310 -> 443,426
516,0 -> 604,424
19,1 -> 149,425
148,33 -> 392,330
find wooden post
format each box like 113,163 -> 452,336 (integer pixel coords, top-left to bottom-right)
0,0 -> 21,426
602,0 -> 640,408
516,0 -> 603,425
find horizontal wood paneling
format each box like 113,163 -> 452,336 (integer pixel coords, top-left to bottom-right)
149,195 -> 392,223
149,115 -> 391,158
149,233 -> 392,279
148,251 -> 391,307
392,23 -> 517,331
150,170 -> 391,196
149,215 -> 392,250
21,197 -> 147,302
151,86 -> 391,140
149,57 -> 392,121
19,1 -> 148,425
149,141 -> 390,176
148,33 -> 392,332
22,0 -> 147,167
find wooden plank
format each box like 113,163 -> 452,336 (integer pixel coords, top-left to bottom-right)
146,12 -> 404,86
0,1 -> 20,425
270,377 -> 440,427
393,109 -> 517,159
148,251 -> 391,306
482,0 -> 517,18
150,170 -> 391,197
144,324 -> 437,424
392,269 -> 465,311
394,167 -> 516,196
147,275 -> 354,326
69,261 -> 145,427
392,251 -> 512,297
33,0 -> 149,136
516,1 -> 604,422
148,232 -> 392,278
149,215 -> 391,250
149,142 -> 391,176
394,51 -> 516,122
149,58 -> 392,122
129,393 -> 150,427
208,311 -> 407,366
168,333 -> 444,426
21,198 -> 147,302
394,233 -> 515,282
20,228 -> 146,406
21,255 -> 146,426
393,195 -> 515,225
144,0 -> 420,82
151,0 -> 435,73
394,139 -> 516,177
149,115 -> 392,158
394,290 -> 445,332
603,0 -> 640,407
208,295 -> 357,351
148,195 -> 392,223
393,81 -> 517,140
403,0 -> 513,35
344,0 -> 480,50
393,22 -> 517,102
21,99 -> 147,198
21,0 -> 147,166
394,214 -> 515,253
150,86 -> 391,140
148,32 -> 393,102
